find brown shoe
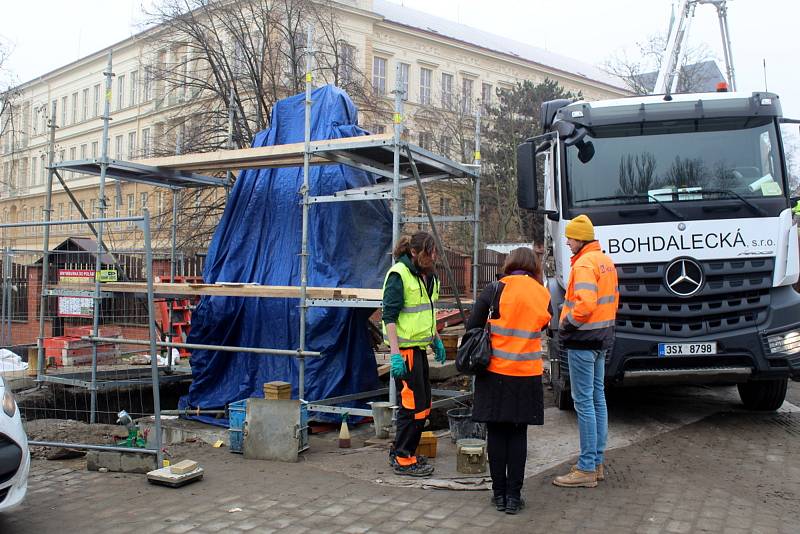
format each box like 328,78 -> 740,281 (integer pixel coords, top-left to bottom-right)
596,464 -> 605,481
553,466 -> 597,488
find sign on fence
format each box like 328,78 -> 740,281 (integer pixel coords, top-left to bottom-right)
58,269 -> 95,317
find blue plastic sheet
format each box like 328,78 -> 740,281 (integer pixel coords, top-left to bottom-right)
179,86 -> 392,424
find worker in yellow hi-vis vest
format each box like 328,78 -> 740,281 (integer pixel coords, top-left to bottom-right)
382,231 -> 444,477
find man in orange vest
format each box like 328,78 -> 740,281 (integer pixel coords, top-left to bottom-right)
553,214 -> 619,488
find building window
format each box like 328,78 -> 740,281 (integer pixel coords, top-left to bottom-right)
60,96 -> 67,126
338,43 -> 355,84
398,63 -> 409,101
71,92 -> 78,124
419,68 -> 432,106
143,66 -> 153,102
127,193 -> 135,224
115,135 -> 123,159
82,88 -> 89,121
40,154 -> 46,184
115,196 -> 122,226
31,157 -> 37,186
129,71 -> 138,106
371,124 -> 386,134
441,73 -> 453,109
128,132 -> 137,159
117,74 -> 126,110
80,144 -> 87,159
93,84 -> 101,117
157,191 -> 164,215
440,135 -> 452,158
91,141 -> 98,158
418,131 -> 433,150
481,83 -> 493,113
372,57 -> 386,95
141,128 -> 151,157
90,198 -> 97,217
140,192 -> 148,213
461,78 -> 474,114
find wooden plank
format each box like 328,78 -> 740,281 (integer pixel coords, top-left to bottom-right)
56,282 -> 383,300
138,133 -> 394,172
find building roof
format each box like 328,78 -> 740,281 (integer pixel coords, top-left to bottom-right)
637,60 -> 727,93
372,0 -> 628,91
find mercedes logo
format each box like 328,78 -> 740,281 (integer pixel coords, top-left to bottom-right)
664,258 -> 704,297
677,223 -> 686,231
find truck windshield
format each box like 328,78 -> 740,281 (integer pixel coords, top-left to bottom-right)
566,117 -> 785,207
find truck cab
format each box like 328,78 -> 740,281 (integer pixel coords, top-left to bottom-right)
517,91 -> 800,410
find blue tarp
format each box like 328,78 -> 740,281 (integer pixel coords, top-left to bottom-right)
178,86 -> 392,424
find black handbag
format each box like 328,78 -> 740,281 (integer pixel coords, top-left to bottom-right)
456,282 -> 499,374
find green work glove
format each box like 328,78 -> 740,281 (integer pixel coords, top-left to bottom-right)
433,337 -> 447,364
390,353 -> 408,378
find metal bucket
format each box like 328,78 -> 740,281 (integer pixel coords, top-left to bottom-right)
446,407 -> 486,443
371,402 -> 393,439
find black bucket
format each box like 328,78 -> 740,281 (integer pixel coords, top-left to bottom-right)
446,407 -> 486,443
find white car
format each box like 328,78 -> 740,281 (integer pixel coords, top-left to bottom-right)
0,376 -> 29,511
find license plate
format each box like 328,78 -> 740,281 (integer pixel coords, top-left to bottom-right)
658,342 -> 717,356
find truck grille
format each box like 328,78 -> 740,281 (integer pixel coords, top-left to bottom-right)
615,258 -> 773,338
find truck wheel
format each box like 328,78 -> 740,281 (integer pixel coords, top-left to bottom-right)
549,335 -> 573,411
737,378 -> 788,411
553,377 -> 574,411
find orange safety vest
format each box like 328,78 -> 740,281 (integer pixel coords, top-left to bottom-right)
487,274 -> 552,377
559,241 -> 619,341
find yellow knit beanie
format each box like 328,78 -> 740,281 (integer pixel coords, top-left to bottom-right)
565,214 -> 595,241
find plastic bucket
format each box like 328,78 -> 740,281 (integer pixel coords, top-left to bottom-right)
446,407 -> 486,443
372,402 -> 393,439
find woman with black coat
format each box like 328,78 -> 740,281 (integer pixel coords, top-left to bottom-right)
468,247 -> 551,514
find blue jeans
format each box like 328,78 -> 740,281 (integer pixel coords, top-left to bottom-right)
567,349 -> 608,472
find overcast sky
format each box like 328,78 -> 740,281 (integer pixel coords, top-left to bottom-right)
2,0 -> 799,125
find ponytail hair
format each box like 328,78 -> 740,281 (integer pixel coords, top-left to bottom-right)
393,231 -> 435,260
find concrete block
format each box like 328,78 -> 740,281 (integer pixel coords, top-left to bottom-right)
87,450 -> 156,474
428,360 -> 459,381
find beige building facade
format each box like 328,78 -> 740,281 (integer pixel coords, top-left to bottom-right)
0,0 -> 628,255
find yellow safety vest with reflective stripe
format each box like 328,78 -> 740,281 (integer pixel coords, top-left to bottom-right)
382,261 -> 440,348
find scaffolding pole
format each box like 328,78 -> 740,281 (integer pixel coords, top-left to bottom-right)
141,208 -> 164,466
36,100 -> 58,381
473,105 -> 482,301
389,65 -> 405,409
299,25 -> 314,401
89,51 -> 114,423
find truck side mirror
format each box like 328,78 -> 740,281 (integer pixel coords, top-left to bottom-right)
517,141 -> 538,210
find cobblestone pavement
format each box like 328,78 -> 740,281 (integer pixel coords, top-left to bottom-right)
1,385 -> 799,533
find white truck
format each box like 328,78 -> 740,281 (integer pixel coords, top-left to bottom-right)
516,0 -> 799,412
517,90 -> 800,411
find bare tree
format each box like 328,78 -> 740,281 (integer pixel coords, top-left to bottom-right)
664,156 -> 708,189
0,37 -> 22,197
617,152 -> 658,195
603,33 -> 717,95
141,0 -> 379,250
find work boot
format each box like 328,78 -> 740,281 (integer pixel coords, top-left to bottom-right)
596,464 -> 605,481
393,462 -> 434,477
390,451 -> 428,467
552,465 -> 597,488
491,493 -> 506,512
504,496 -> 525,515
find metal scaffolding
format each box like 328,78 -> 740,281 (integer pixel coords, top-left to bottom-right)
48,28 -> 483,445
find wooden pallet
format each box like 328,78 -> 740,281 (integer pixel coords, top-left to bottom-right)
58,282 -> 384,300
